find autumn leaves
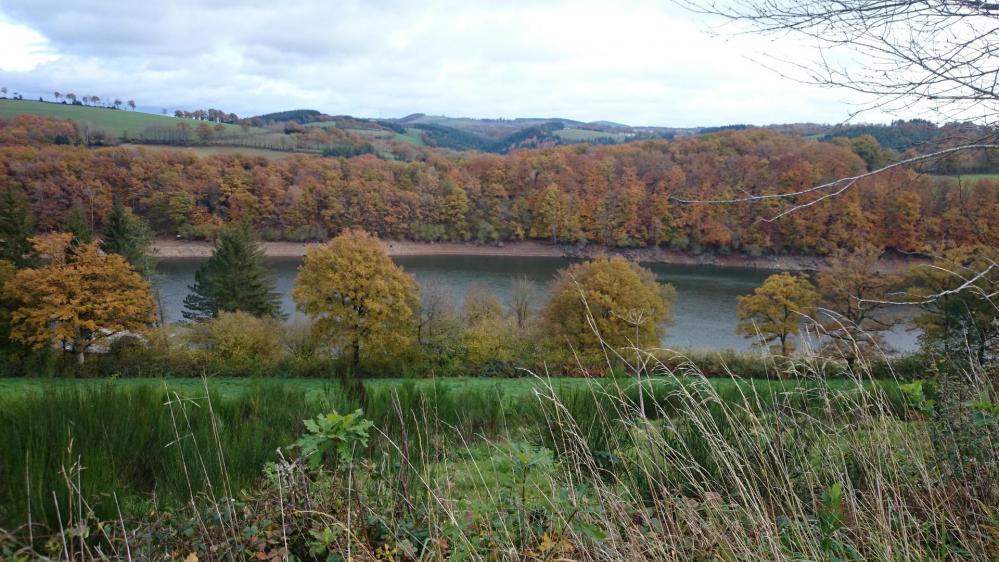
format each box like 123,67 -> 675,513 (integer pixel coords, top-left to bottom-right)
293,230 -> 419,369
4,235 -> 155,364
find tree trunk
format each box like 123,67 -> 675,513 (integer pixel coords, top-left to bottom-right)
352,336 -> 361,371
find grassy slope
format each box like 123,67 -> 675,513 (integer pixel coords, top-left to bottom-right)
0,99 -> 247,136
118,143 -> 294,160
555,128 -> 627,142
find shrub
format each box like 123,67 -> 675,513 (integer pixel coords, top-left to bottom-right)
190,311 -> 282,364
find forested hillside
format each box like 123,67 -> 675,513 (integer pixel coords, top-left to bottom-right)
2,115 -> 996,255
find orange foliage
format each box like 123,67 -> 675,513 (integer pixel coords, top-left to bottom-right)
0,118 -> 994,255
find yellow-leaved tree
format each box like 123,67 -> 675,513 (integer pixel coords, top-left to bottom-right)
544,256 -> 675,365
737,272 -> 819,356
815,244 -> 900,362
293,229 -> 419,370
4,236 -> 156,364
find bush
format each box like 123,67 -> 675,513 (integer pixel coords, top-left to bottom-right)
190,311 -> 282,364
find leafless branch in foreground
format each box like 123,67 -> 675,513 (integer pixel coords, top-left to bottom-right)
860,257 -> 999,307
673,143 -> 999,221
676,0 -> 999,123
673,2 -> 999,219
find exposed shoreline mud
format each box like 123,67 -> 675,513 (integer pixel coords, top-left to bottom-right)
152,238 -> 924,273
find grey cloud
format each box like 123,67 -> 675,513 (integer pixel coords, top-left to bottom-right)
0,0 -> 876,125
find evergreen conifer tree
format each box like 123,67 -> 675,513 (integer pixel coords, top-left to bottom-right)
64,206 -> 94,245
0,187 -> 36,268
102,200 -> 154,277
183,223 -> 281,320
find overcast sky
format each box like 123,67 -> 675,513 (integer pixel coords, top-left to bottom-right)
0,0 -> 887,127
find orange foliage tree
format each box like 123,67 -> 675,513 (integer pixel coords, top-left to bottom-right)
0,116 -> 995,256
3,237 -> 156,363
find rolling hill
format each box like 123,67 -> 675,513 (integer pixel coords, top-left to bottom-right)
0,99 -> 246,137
3,97 -> 985,159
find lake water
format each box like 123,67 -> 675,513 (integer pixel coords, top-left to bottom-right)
153,255 -> 919,353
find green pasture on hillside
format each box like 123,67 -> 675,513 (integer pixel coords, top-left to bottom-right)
0,99 -> 246,137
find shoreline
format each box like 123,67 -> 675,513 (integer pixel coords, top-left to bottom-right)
152,238 -> 923,272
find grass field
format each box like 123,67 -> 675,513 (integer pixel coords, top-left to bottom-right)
0,374 -> 903,527
302,121 -> 340,129
396,127 -> 427,145
2,370 -> 992,560
0,99 -> 246,137
118,143 -> 295,160
555,127 -> 628,143
0,374 -> 879,401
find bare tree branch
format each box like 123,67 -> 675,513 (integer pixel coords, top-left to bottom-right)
673,142 -> 999,220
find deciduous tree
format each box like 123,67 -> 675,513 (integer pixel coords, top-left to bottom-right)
816,245 -> 900,362
462,283 -> 504,326
907,246 -> 999,365
4,239 -> 155,364
544,256 -> 675,359
737,272 -> 819,356
293,229 -> 419,369
509,276 -> 538,330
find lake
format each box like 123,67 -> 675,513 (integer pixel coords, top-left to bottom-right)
153,255 -> 919,353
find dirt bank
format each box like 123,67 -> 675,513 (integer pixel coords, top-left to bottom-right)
152,238 -> 923,272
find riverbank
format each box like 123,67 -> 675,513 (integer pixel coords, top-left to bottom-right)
152,238 -> 923,272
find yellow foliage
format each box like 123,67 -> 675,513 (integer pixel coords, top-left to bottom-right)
293,229 -> 419,368
737,272 -> 819,356
189,311 -> 281,363
462,283 -> 504,326
543,256 -> 675,360
0,260 -> 14,291
464,316 -> 518,365
4,239 -> 155,362
815,244 -> 900,360
28,232 -> 74,265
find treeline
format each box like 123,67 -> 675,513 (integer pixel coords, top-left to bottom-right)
131,120 -> 374,154
2,119 -> 996,254
414,121 -> 564,153
3,218 -> 993,380
173,108 -> 240,123
246,109 -> 329,126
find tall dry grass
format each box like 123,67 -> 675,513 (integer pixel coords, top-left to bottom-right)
0,346 -> 995,560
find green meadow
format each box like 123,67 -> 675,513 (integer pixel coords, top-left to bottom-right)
0,99 -> 246,137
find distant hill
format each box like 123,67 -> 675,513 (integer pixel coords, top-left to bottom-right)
0,99 -> 379,158
6,96 -> 988,159
0,99 -> 246,137
242,109 -> 688,153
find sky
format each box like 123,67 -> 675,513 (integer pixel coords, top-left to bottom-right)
0,0 -> 884,127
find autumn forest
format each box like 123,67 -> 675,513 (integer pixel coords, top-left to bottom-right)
2,113 -> 996,255
2,0 -> 999,554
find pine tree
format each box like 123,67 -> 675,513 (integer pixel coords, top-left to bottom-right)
183,224 -> 281,321
102,200 -> 154,277
0,187 -> 36,268
64,206 -> 94,245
